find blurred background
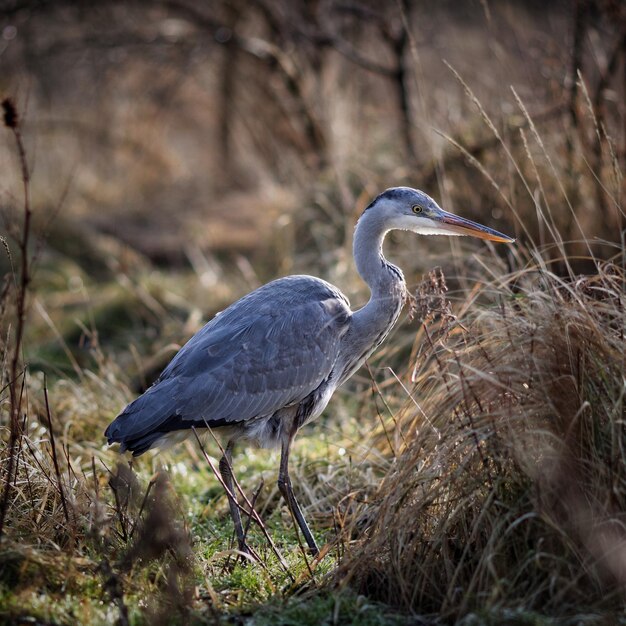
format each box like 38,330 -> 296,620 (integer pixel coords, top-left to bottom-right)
2,0 -> 625,381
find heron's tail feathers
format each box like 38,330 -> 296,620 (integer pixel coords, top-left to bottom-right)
105,379 -> 181,456
106,426 -> 192,457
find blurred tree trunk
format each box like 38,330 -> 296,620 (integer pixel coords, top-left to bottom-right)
216,4 -> 241,187
391,20 -> 416,165
320,0 -> 418,165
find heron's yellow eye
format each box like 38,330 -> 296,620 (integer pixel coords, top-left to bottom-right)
412,205 -> 423,214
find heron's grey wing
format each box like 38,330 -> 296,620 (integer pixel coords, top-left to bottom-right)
105,276 -> 351,454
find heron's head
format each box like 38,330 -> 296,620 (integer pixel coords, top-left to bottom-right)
366,186 -> 515,243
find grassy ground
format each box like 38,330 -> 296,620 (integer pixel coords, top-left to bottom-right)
0,329 -> 407,625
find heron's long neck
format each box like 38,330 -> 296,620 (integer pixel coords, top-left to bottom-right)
339,210 -> 407,383
353,211 -> 405,298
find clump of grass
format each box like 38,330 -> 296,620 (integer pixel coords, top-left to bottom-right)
336,252 -> 626,620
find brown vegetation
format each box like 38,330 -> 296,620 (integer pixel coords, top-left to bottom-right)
338,257 -> 626,620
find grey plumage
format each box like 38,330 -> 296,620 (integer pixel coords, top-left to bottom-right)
106,277 -> 351,454
105,186 -> 514,556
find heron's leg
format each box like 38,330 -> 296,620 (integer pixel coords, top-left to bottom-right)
277,433 -> 319,556
219,442 -> 249,554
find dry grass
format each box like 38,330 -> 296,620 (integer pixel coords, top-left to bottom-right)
337,251 -> 626,620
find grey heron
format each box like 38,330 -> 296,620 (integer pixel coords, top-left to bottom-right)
105,187 -> 514,556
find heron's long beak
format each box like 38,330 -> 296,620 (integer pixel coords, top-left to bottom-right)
437,210 -> 515,243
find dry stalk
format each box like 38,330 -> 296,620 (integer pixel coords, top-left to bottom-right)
0,98 -> 33,540
42,380 -> 71,529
